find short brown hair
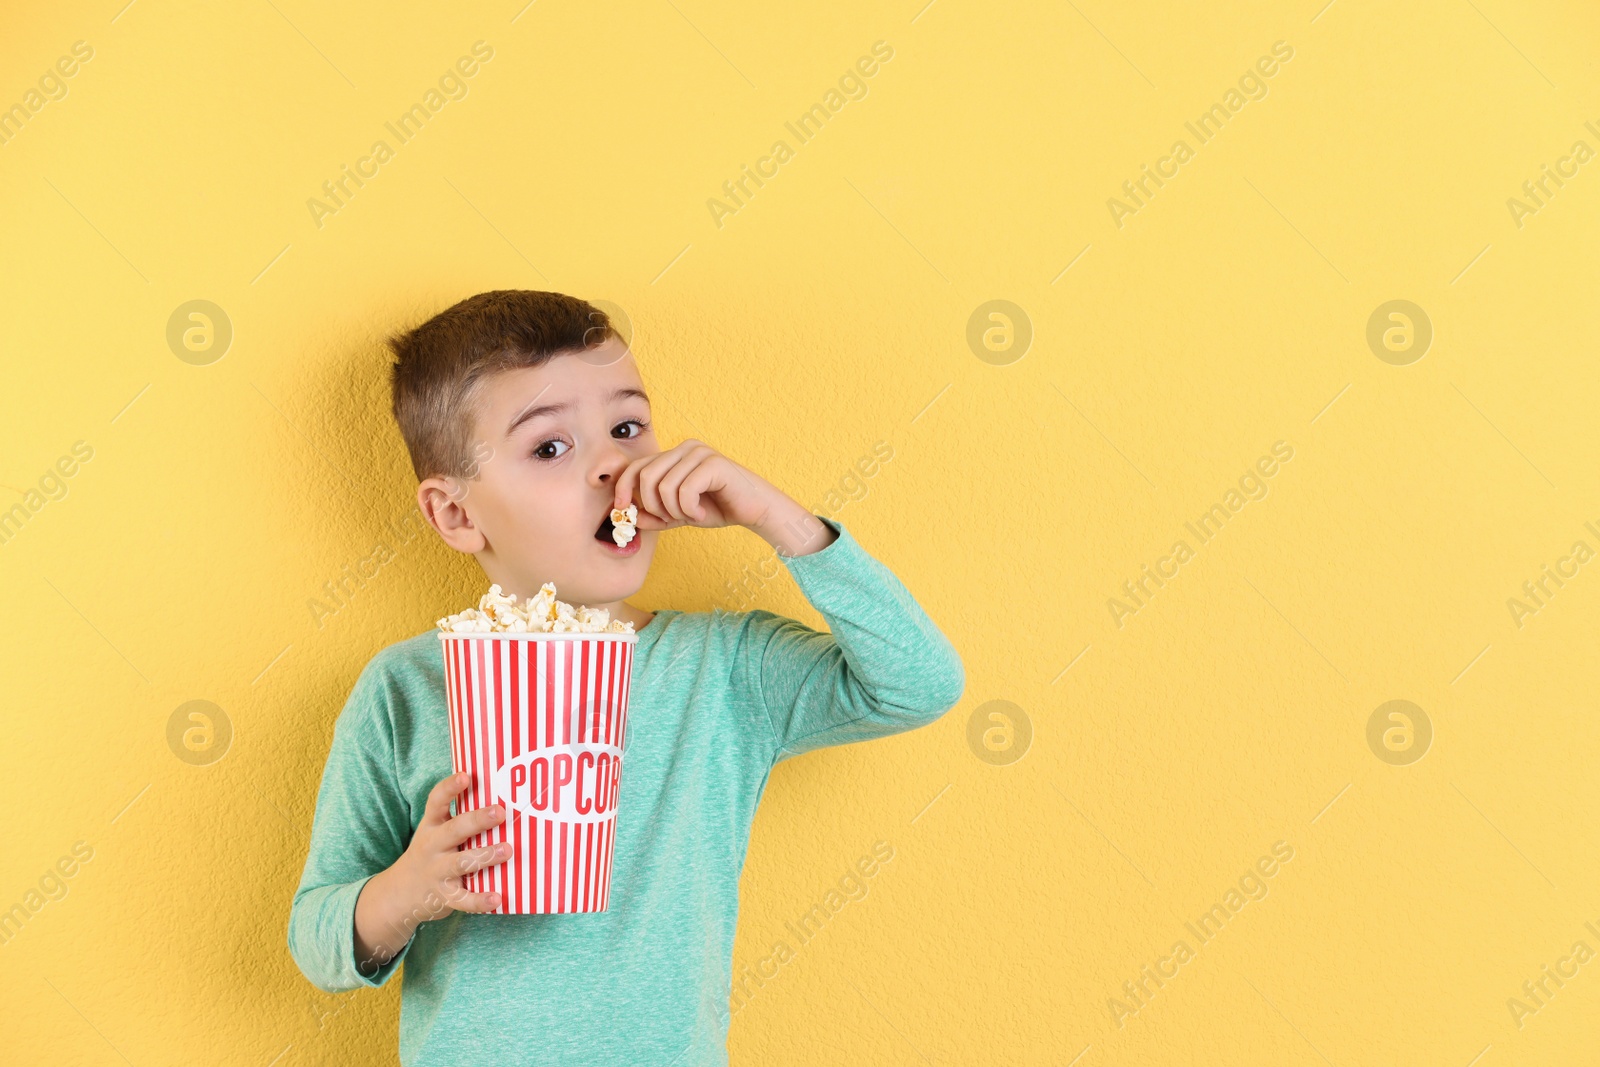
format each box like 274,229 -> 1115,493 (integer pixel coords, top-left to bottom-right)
387,289 -> 620,482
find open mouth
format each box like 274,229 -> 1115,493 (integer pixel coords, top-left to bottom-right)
595,502 -> 641,551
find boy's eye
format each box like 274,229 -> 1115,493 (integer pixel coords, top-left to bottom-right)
532,420 -> 646,461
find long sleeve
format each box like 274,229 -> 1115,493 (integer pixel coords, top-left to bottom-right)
742,515 -> 966,764
287,656 -> 421,992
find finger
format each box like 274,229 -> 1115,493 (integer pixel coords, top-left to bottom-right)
424,772 -> 470,824
629,508 -> 685,533
442,802 -> 506,848
635,453 -> 674,524
679,460 -> 724,521
615,441 -> 681,514
652,453 -> 697,523
617,460 -> 675,523
613,455 -> 647,514
616,440 -> 701,516
657,447 -> 716,523
449,889 -> 502,915
450,840 -> 513,877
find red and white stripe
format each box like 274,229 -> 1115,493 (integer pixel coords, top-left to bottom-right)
441,632 -> 635,914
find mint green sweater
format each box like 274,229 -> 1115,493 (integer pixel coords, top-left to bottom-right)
287,516 -> 965,1066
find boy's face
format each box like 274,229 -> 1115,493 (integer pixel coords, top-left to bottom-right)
419,337 -> 661,609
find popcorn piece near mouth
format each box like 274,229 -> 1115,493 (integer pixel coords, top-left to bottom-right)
436,582 -> 635,634
609,504 -> 638,547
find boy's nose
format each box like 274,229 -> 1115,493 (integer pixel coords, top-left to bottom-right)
591,443 -> 629,484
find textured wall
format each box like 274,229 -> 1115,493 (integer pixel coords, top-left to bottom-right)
2,2 -> 1598,1065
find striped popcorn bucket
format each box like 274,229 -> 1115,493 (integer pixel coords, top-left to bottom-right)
439,630 -> 636,914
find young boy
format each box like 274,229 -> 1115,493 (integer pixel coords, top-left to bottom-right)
287,290 -> 965,1066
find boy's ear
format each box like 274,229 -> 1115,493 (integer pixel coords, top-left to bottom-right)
418,477 -> 487,553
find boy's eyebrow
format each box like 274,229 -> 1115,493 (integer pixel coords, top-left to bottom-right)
505,386 -> 651,438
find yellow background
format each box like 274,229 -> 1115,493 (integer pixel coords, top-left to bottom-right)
2,0 -> 1598,1064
